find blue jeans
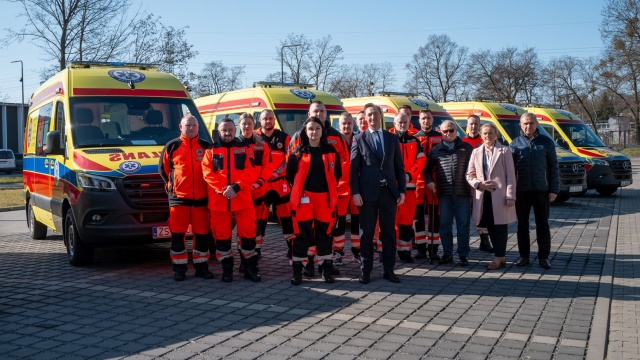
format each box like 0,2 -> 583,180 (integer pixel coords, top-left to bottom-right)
438,195 -> 471,257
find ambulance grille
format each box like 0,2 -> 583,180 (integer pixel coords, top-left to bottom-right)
121,175 -> 168,209
83,148 -> 124,154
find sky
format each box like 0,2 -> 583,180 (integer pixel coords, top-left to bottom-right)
0,0 -> 606,104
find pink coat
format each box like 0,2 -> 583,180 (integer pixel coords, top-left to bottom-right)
466,142 -> 517,225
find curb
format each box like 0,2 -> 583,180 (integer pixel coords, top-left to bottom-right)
0,206 -> 24,213
585,185 -> 620,360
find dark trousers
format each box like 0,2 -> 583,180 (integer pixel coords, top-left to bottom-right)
478,191 -> 509,257
515,191 -> 551,259
359,186 -> 397,274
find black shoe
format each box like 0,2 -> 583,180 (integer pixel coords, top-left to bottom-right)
321,260 -> 336,284
221,257 -> 234,282
317,263 -> 340,276
173,270 -> 186,281
244,257 -> 262,282
428,244 -> 441,261
351,248 -> 361,264
398,251 -> 415,263
514,257 -> 530,267
459,257 -> 469,267
439,255 -> 453,264
303,257 -> 315,277
359,273 -> 370,284
539,259 -> 552,269
194,269 -> 214,279
479,233 -> 494,253
383,271 -> 400,283
291,262 -> 303,285
414,250 -> 427,260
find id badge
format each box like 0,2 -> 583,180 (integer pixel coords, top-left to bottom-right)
300,197 -> 310,204
282,183 -> 288,193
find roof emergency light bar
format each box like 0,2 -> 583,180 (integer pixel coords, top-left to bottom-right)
378,91 -> 419,97
526,103 -> 561,109
253,81 -> 315,89
68,61 -> 160,70
469,97 -> 508,103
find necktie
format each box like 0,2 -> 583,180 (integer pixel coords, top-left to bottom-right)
374,131 -> 384,158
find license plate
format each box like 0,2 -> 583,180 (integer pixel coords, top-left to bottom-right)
152,226 -> 171,239
569,186 -> 583,192
621,181 -> 631,187
152,225 -> 193,239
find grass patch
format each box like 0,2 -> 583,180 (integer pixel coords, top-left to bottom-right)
0,176 -> 22,184
621,147 -> 640,158
0,189 -> 24,208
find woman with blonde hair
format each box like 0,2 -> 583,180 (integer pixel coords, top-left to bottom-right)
466,123 -> 517,269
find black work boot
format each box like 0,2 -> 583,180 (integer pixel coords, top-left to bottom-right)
428,244 -> 441,261
173,269 -> 186,281
479,233 -> 494,253
351,247 -> 361,263
238,256 -> 246,273
220,257 -> 234,283
414,243 -> 428,259
291,261 -> 303,285
398,250 -> 415,263
303,256 -> 315,277
321,260 -> 335,283
244,256 -> 261,282
318,262 -> 341,276
193,262 -> 214,279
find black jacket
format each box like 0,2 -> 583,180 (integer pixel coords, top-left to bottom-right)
509,130 -> 560,194
424,137 -> 474,197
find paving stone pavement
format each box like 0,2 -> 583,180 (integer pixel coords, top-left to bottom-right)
0,162 -> 638,359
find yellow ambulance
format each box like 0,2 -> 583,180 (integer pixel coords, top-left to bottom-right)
442,100 -> 587,202
23,62 -> 211,266
525,106 -> 632,195
341,92 -> 465,136
194,82 -> 346,137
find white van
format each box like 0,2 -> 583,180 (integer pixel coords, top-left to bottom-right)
0,149 -> 16,174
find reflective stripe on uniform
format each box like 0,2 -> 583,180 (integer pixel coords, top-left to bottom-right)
170,250 -> 189,264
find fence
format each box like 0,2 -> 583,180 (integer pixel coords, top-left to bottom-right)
600,130 -> 638,150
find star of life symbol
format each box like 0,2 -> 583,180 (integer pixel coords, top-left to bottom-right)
290,89 -> 316,100
108,70 -> 146,84
119,161 -> 141,174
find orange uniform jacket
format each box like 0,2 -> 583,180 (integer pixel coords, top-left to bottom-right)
244,138 -> 273,188
159,135 -> 210,206
397,131 -> 426,189
256,128 -> 290,182
414,129 -> 443,191
462,134 -> 483,148
288,149 -> 340,210
202,138 -> 259,211
287,121 -> 349,196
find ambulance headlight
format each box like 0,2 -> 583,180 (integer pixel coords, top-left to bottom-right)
77,173 -> 116,191
589,159 -> 609,166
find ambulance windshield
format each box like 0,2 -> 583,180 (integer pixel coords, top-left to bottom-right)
70,97 -> 210,147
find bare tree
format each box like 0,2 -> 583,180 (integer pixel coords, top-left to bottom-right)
327,63 -> 396,98
598,0 -> 640,140
194,61 -> 245,96
305,35 -> 343,91
405,34 -> 469,102
467,46 -> 541,104
541,56 -> 601,130
276,34 -> 312,83
3,0 -> 139,71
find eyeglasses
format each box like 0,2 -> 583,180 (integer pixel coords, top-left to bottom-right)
441,129 -> 455,134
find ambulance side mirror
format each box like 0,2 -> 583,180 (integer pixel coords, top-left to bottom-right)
44,131 -> 65,155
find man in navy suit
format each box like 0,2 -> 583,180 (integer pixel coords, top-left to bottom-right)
351,103 -> 406,284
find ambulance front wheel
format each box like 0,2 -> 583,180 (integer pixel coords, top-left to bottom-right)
64,209 -> 94,266
27,200 -> 48,240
